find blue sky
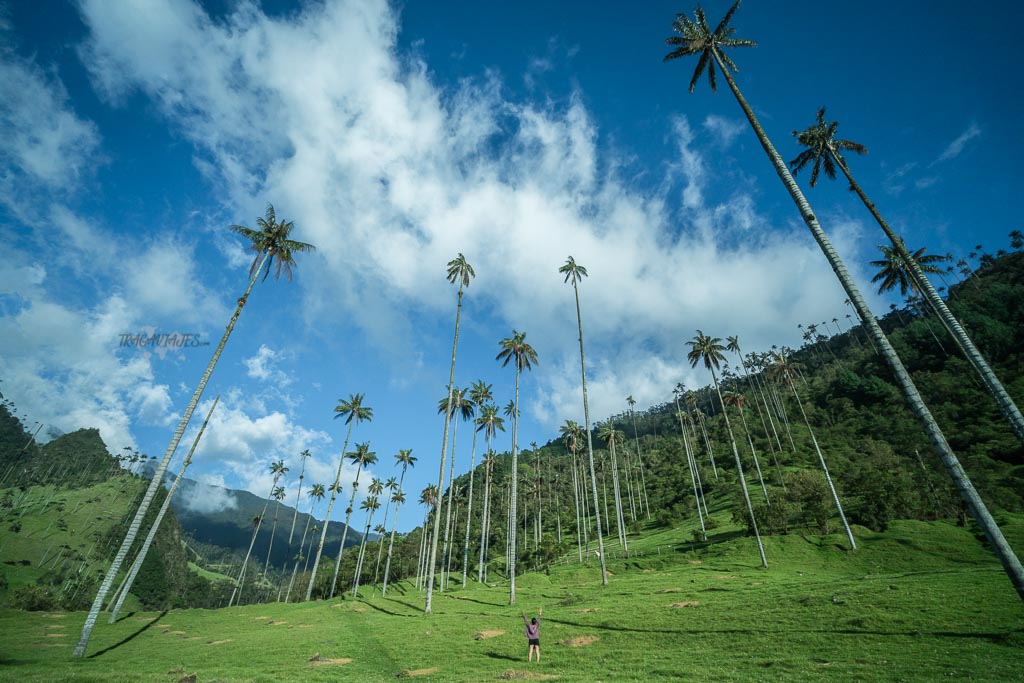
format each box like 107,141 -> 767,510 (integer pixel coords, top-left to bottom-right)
0,0 -> 1019,531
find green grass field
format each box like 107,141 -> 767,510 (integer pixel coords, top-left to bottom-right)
2,515 -> 1023,682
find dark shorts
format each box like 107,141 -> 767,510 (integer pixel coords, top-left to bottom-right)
529,638 -> 540,647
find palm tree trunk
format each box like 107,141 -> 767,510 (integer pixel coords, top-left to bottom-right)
439,415 -> 461,592
459,427 -> 480,587
709,365 -> 767,568
264,500 -> 282,575
572,281 -> 608,584
508,368 -> 521,605
425,284 -> 464,615
306,420 -> 355,601
279,455 -> 308,600
381,463 -> 409,596
676,399 -> 706,533
478,456 -> 493,582
285,501 -> 316,603
713,50 -> 1024,599
629,411 -> 652,519
837,159 -> 1024,444
735,406 -> 770,505
785,377 -> 856,550
329,461 -> 365,598
230,475 -> 280,607
351,508 -> 376,597
108,397 -> 219,622
369,491 -> 394,597
608,440 -> 627,552
569,453 -> 583,561
737,352 -> 786,489
73,251 -> 270,657
696,412 -> 719,479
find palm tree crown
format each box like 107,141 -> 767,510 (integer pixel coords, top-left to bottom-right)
333,393 -> 373,425
447,253 -> 476,289
559,256 -> 588,284
496,330 -> 539,372
687,330 -> 727,371
663,0 -> 755,93
789,107 -> 867,187
229,204 -> 316,282
871,244 -> 947,297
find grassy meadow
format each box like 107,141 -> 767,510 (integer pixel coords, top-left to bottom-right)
2,514 -> 1023,682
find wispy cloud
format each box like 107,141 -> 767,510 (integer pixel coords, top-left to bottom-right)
934,122 -> 981,164
702,114 -> 745,148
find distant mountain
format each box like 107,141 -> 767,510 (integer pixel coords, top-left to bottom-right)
170,477 -> 368,569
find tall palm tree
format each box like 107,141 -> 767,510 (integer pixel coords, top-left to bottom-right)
462,381 -> 492,586
792,107 -> 1024,444
329,442 -> 378,598
438,387 -> 474,591
107,397 -> 220,622
366,476 -> 396,594
74,205 -> 315,656
285,483 -> 325,603
664,2 -> 1024,598
871,245 -> 950,352
381,449 -> 416,596
687,331 -> 767,568
425,253 -> 475,615
672,387 -> 706,535
476,405 -> 505,582
559,420 -> 586,562
625,396 -> 652,519
230,459 -> 288,606
417,485 -> 439,590
723,392 -> 769,504
726,336 -> 785,488
306,394 -> 373,601
263,485 -> 287,574
279,448 -> 311,600
769,352 -> 856,550
350,495 -> 380,597
597,424 -> 628,552
559,256 -> 608,584
496,330 -> 538,605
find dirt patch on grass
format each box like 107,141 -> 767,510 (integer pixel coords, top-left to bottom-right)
688,560 -> 702,565
44,633 -> 66,638
253,616 -> 269,620
208,639 -> 233,646
268,620 -> 288,626
43,624 -> 65,629
41,613 -> 66,619
309,654 -> 352,665
670,601 -> 699,608
559,635 -> 599,647
748,581 -> 765,586
298,624 -> 314,628
498,670 -> 558,680
572,608 -> 599,613
474,630 -> 505,640
656,588 -> 682,594
397,667 -> 439,677
169,630 -> 187,635
354,608 -> 366,613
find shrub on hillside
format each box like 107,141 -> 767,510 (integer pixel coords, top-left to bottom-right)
9,585 -> 56,611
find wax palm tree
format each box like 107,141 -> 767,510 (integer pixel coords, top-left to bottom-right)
477,449 -> 500,582
286,483 -> 325,602
559,256 -> 608,584
263,485 -> 287,574
425,253 -> 475,615
230,459 -> 287,606
438,387 -> 474,591
278,448 -> 311,600
496,330 -> 538,605
381,449 -> 415,596
672,387 -> 706,535
306,394 -> 373,601
559,420 -> 586,562
723,392 -> 769,504
417,485 -> 439,590
328,442 -> 378,598
107,397 -> 219,622
792,107 -> 1024,445
768,351 -> 856,550
625,396 -> 651,519
687,330 -> 767,567
726,336 -> 785,487
461,380 -> 492,586
367,476 -> 397,594
350,496 -> 380,597
870,244 -> 947,298
597,424 -> 628,551
75,206 -> 315,656
664,2 -> 1023,597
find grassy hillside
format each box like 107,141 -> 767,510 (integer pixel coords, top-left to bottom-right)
1,513 -> 1022,682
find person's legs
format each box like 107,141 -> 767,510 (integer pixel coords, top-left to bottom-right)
528,644 -> 535,662
536,645 -> 540,663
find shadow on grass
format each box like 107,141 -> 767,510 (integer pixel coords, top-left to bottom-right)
87,609 -> 169,659
484,652 -> 521,662
358,600 -> 416,617
546,617 -> 1024,642
111,610 -> 137,624
449,595 -> 506,607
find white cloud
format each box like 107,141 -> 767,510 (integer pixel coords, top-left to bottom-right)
935,122 -> 981,163
70,0 -> 884,440
702,114 -> 745,148
243,344 -> 293,386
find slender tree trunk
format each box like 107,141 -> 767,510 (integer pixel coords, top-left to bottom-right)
838,159 -> 1024,444
569,453 -> 583,561
714,50 -> 1024,598
285,500 -> 316,603
264,499 -> 282,576
629,409 -> 652,519
328,460 -> 365,599
508,369 -> 521,605
737,351 -> 786,489
74,252 -> 270,657
230,476 -> 279,607
108,397 -> 219,622
425,284 -> 464,614
306,420 -> 356,601
439,415 -> 461,592
460,427 -> 480,587
734,406 -> 770,505
572,281 -> 608,583
695,412 -> 719,479
381,463 -> 409,596
279,454 -> 308,600
478,455 -> 493,583
608,440 -> 627,551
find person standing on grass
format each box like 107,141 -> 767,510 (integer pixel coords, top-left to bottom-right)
522,606 -> 542,662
